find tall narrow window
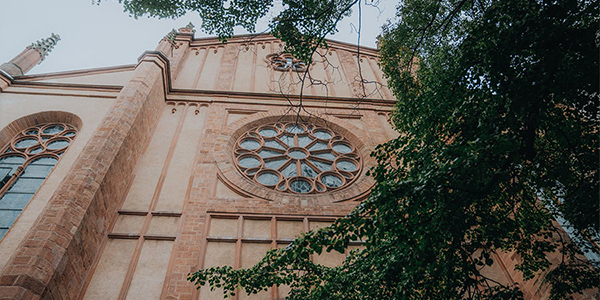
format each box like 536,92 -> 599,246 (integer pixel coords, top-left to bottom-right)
0,123 -> 77,238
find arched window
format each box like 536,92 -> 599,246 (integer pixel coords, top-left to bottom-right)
0,123 -> 77,238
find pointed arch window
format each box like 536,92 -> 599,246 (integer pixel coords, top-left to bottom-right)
0,123 -> 77,238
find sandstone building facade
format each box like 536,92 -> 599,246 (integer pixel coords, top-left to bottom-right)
0,27 -> 595,299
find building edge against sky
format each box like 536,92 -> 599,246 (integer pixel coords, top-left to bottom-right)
0,26 -> 597,300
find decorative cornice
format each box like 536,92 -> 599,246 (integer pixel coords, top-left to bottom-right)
26,33 -> 60,62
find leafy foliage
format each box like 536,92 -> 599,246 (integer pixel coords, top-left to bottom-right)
108,0 -> 599,298
102,0 -> 358,62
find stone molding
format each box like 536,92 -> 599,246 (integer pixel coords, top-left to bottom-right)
214,108 -> 376,204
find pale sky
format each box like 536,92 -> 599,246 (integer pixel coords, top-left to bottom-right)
0,0 -> 397,75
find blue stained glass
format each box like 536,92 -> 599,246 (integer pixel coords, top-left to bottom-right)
337,160 -> 357,171
0,210 -> 20,228
265,159 -> 287,170
14,139 -> 38,149
30,157 -> 58,166
25,130 -> 38,135
259,150 -> 284,158
0,193 -> 33,210
22,165 -> 54,177
313,152 -> 336,160
281,135 -> 295,147
281,163 -> 297,177
29,147 -> 43,154
310,160 -> 332,171
241,139 -> 260,150
321,175 -> 342,188
239,157 -> 260,168
288,150 -> 306,159
289,179 -> 311,193
0,228 -> 7,239
47,140 -> 69,150
333,144 -> 352,153
286,125 -> 304,134
257,172 -> 279,186
259,128 -> 277,137
264,140 -> 285,150
7,178 -> 45,193
313,131 -> 332,140
0,156 -> 25,164
63,132 -> 76,137
309,143 -> 328,151
298,136 -> 313,147
43,125 -> 64,135
301,163 -> 318,178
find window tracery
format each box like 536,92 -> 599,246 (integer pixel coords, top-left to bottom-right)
266,53 -> 307,72
234,122 -> 361,194
0,123 -> 77,238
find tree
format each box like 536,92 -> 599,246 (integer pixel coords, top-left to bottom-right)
111,0 -> 599,298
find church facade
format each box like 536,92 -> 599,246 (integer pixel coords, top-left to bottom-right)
0,27 -> 595,300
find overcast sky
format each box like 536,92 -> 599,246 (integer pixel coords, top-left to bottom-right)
0,0 -> 397,75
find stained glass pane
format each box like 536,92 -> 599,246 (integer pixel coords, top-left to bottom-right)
337,161 -> 357,171
22,164 -> 54,177
288,150 -> 306,159
301,163 -> 318,178
63,132 -> 76,137
0,156 -> 25,164
313,152 -> 336,160
309,143 -> 328,151
313,131 -> 332,140
0,193 -> 33,210
281,163 -> 297,177
321,175 -> 342,188
7,178 -> 45,193
47,140 -> 69,150
281,135 -> 295,147
30,157 -> 58,166
310,160 -> 332,171
0,210 -> 21,228
241,139 -> 260,150
259,128 -> 277,137
264,140 -> 285,150
43,125 -> 64,135
239,157 -> 260,169
259,150 -> 284,158
265,159 -> 287,170
15,139 -> 38,149
333,144 -> 352,153
257,172 -> 279,186
286,125 -> 304,134
298,136 -> 313,147
25,130 -> 38,135
289,179 -> 311,193
29,147 -> 43,154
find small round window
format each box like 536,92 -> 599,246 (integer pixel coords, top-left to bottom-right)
234,122 -> 361,194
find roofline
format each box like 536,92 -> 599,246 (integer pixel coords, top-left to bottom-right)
187,33 -> 379,56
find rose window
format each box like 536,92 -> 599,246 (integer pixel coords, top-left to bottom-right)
234,122 -> 361,194
266,53 -> 307,72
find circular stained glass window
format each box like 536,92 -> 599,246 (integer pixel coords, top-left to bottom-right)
234,122 -> 361,194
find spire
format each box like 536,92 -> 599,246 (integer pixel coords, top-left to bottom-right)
27,33 -> 61,62
0,33 -> 61,77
